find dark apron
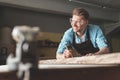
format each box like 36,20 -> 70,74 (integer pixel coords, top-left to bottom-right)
72,28 -> 99,56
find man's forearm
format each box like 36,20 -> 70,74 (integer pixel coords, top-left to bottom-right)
95,47 -> 109,55
56,53 -> 64,59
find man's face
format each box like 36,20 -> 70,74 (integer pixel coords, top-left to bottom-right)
70,15 -> 88,33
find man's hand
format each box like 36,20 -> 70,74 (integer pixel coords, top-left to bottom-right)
85,53 -> 95,56
63,49 -> 73,58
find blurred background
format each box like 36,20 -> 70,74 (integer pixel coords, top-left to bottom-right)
0,0 -> 119,62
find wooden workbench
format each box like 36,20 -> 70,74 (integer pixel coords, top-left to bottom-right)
0,52 -> 120,80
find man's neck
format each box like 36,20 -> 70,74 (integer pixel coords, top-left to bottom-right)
77,28 -> 86,37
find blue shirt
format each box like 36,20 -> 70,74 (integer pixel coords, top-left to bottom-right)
56,24 -> 108,54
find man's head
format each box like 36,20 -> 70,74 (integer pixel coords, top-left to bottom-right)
72,8 -> 89,20
70,8 -> 89,33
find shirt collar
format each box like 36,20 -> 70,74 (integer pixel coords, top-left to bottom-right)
74,27 -> 88,42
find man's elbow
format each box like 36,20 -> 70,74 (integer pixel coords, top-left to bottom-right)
56,53 -> 63,59
101,47 -> 110,54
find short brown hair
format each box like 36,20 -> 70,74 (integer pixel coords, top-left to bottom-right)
72,8 -> 89,20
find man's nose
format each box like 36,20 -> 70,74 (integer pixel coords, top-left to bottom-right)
72,22 -> 77,26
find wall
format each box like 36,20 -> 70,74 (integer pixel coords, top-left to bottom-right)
0,6 -> 71,33
111,32 -> 120,52
0,0 -> 119,22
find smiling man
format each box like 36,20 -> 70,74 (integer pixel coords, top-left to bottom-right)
56,8 -> 109,59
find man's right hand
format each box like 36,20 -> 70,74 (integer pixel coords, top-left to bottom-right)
56,49 -> 73,59
63,49 -> 73,58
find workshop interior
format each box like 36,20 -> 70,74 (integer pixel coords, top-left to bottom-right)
0,0 -> 120,80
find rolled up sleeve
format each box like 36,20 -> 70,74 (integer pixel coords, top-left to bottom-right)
96,28 -> 108,49
56,30 -> 73,54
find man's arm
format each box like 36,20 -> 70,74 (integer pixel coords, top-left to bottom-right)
56,49 -> 73,59
56,53 -> 64,59
94,47 -> 109,55
94,26 -> 110,55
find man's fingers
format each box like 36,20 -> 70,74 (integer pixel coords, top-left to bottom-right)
63,49 -> 73,58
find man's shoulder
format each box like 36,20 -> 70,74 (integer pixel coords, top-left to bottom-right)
88,24 -> 100,28
65,28 -> 74,33
88,24 -> 101,31
63,28 -> 74,37
88,24 -> 102,36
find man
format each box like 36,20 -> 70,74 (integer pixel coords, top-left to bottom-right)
56,8 -> 109,59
